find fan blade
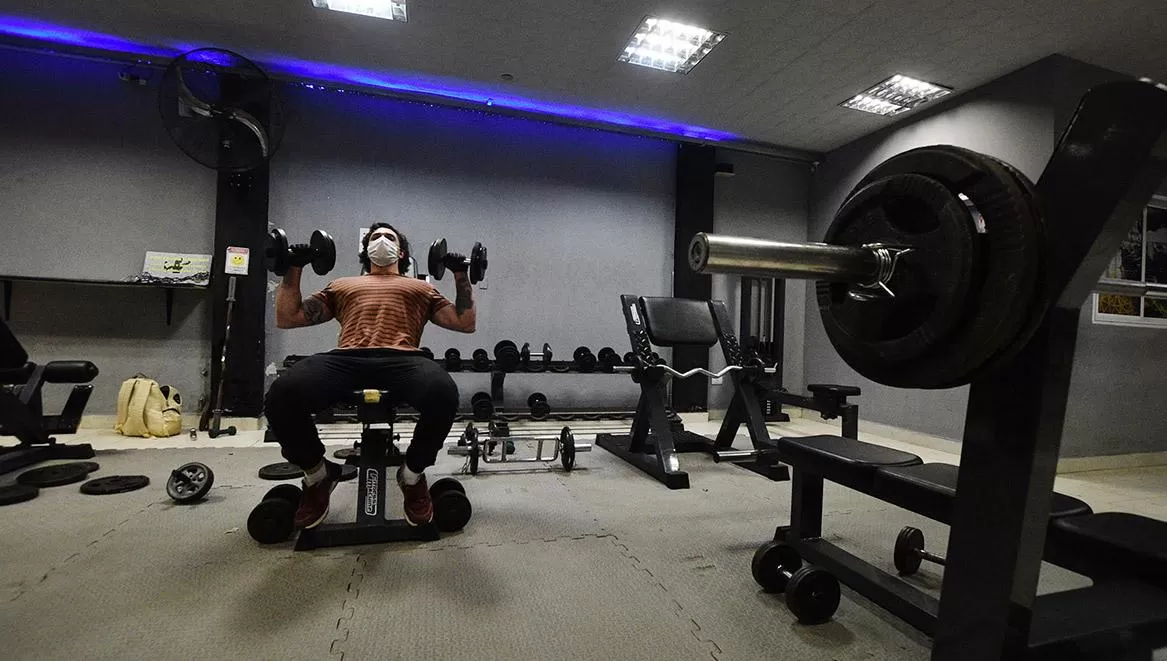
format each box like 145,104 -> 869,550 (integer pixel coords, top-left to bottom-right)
176,67 -> 215,119
228,108 -> 269,157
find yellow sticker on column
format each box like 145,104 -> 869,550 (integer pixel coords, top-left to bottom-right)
226,246 -> 250,275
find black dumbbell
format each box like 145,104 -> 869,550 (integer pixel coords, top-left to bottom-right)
494,340 -> 521,372
527,392 -> 551,421
472,349 -> 491,371
598,347 -> 622,369
445,348 -> 463,371
573,346 -> 597,372
428,238 -> 489,284
752,541 -> 841,625
471,392 -> 494,421
623,351 -> 635,366
264,228 -> 336,276
520,343 -> 553,371
893,526 -> 946,576
420,347 -> 434,361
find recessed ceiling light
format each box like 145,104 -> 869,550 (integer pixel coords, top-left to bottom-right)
618,16 -> 726,74
311,0 -> 407,22
841,74 -> 952,116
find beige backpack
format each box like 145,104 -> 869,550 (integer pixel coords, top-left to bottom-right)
115,376 -> 183,438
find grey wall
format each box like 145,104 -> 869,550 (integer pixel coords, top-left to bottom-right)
805,55 -> 1167,457
0,48 -> 215,416
708,150 -> 811,412
265,85 -> 677,411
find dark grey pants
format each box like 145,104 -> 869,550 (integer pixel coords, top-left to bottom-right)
264,348 -> 458,473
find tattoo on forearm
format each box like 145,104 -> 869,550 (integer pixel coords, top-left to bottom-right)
302,297 -> 327,325
455,277 -> 473,315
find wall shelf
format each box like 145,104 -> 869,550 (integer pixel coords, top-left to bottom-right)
1,275 -> 208,326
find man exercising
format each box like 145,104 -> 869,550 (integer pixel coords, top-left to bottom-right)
265,223 -> 475,529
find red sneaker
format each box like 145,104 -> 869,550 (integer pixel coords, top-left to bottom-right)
294,462 -> 340,529
396,466 -> 434,526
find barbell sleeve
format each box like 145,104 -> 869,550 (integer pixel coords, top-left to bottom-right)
688,232 -> 880,283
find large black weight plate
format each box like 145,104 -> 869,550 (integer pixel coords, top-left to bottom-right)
494,340 -> 520,372
258,461 -> 303,481
248,498 -> 296,544
429,477 -> 466,499
167,462 -> 215,503
560,427 -> 576,472
263,483 -> 302,503
785,566 -> 841,624
429,239 -> 448,280
751,541 -> 802,593
469,242 -> 488,284
432,490 -> 471,532
18,462 -> 95,487
894,526 -> 925,576
820,145 -> 1041,389
310,229 -> 336,275
80,475 -> 150,495
333,447 -> 360,460
265,228 -> 290,275
0,484 -> 39,506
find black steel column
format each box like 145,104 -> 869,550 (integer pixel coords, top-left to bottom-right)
672,144 -> 715,412
205,75 -> 271,421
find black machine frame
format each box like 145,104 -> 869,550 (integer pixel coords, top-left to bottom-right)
773,81 -> 1167,659
595,295 -> 790,489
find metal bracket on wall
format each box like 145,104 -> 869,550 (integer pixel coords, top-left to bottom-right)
0,277 -> 196,325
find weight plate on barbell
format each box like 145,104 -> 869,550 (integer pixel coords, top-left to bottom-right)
820,145 -> 1042,389
17,462 -> 95,488
80,475 -> 150,495
310,229 -> 336,276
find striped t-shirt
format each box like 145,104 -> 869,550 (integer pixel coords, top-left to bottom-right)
311,274 -> 454,351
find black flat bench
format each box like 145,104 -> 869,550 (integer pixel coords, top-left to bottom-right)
872,462 -> 1092,524
776,434 -> 921,492
1047,512 -> 1167,589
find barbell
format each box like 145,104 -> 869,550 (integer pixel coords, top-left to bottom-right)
265,228 -> 337,276
428,238 -> 489,284
687,145 -> 1156,389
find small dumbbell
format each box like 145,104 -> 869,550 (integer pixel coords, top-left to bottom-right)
527,392 -> 551,421
420,347 -> 434,361
471,392 -> 494,421
494,340 -> 521,372
623,351 -> 635,366
520,343 -> 553,371
752,541 -> 841,625
445,348 -> 463,371
598,347 -> 622,369
573,346 -> 597,372
893,526 -> 946,576
472,349 -> 491,371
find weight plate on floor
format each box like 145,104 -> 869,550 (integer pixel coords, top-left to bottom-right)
17,462 -> 94,487
0,484 -> 39,506
432,491 -> 472,533
333,447 -> 360,460
248,498 -> 296,544
166,462 -> 214,504
258,461 -> 303,481
429,477 -> 466,499
80,475 -> 150,495
263,483 -> 302,503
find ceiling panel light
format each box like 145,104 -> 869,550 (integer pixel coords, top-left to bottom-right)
841,74 -> 952,116
311,0 -> 407,22
618,16 -> 726,74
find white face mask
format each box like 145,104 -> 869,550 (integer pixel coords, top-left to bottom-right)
367,236 -> 399,267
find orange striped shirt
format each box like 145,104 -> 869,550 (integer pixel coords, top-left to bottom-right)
311,274 -> 453,351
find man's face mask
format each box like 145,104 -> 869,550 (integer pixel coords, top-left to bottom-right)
367,236 -> 400,267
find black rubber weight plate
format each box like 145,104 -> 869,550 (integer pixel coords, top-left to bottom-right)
17,462 -> 95,487
258,462 -> 303,480
80,475 -> 150,495
0,484 -> 39,506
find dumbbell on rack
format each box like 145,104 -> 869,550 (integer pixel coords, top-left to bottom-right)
445,348 -> 463,371
573,346 -> 598,372
494,341 -> 521,372
520,343 -> 553,371
751,541 -> 841,624
892,526 -> 947,576
598,347 -> 624,370
527,392 -> 551,421
472,349 -> 491,372
471,392 -> 494,422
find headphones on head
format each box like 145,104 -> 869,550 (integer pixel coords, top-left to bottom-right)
359,223 -> 410,275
